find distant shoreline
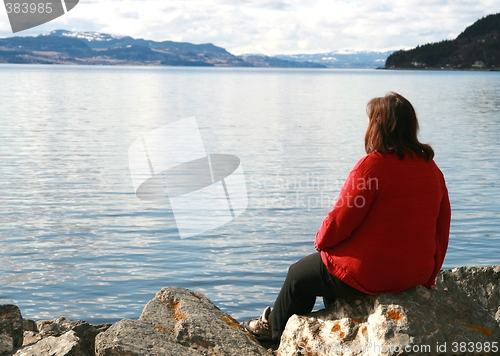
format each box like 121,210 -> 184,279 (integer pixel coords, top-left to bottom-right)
2,63 -> 498,71
378,67 -> 499,71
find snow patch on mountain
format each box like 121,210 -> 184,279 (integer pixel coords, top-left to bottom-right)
44,30 -> 125,42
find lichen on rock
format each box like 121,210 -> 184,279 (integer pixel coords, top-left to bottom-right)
278,266 -> 500,356
1,265 -> 499,356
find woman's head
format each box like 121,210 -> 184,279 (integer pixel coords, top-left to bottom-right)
365,92 -> 434,161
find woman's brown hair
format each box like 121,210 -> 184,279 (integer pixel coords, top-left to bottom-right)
365,92 -> 434,161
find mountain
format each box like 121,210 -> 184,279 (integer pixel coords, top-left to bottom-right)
0,30 -> 247,66
240,54 -> 326,68
0,30 -> 321,68
275,50 -> 394,68
385,13 -> 500,69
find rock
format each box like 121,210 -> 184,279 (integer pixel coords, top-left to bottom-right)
437,265 -> 500,322
20,331 -> 41,349
21,320 -> 36,334
34,316 -> 110,355
278,266 -> 500,356
13,330 -> 88,356
0,305 -> 23,356
20,320 -> 40,347
4,265 -> 500,356
95,318 -> 202,356
95,287 -> 269,356
10,316 -> 110,356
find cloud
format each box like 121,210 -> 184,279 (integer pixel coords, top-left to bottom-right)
0,0 -> 498,54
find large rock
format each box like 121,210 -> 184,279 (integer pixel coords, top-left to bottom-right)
94,318 -> 203,356
278,266 -> 500,356
95,287 -> 270,356
13,331 -> 87,356
10,316 -> 110,356
0,305 -> 23,356
4,265 -> 500,356
32,317 -> 110,354
438,265 -> 500,323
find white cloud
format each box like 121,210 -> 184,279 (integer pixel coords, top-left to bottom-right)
0,0 -> 498,55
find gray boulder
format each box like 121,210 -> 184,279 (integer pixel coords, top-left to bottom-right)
95,286 -> 269,356
0,305 -> 23,356
9,316 -> 110,356
94,318 -> 203,356
32,317 -> 110,355
438,265 -> 500,323
13,330 -> 87,356
278,266 -> 500,356
4,265 -> 500,356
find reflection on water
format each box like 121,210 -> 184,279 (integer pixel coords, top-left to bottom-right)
0,66 -> 499,322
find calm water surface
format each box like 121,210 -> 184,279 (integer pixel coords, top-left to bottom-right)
0,65 -> 499,323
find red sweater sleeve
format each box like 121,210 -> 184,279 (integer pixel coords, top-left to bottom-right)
314,157 -> 378,251
424,179 -> 451,287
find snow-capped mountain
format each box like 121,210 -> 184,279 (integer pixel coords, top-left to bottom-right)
2,30 -> 393,68
275,50 -> 395,68
44,29 -> 125,42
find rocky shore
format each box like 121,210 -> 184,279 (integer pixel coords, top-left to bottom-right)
1,265 -> 499,356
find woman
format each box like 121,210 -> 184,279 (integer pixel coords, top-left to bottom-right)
243,92 -> 451,345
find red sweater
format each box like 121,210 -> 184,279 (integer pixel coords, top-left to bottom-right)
315,152 -> 451,294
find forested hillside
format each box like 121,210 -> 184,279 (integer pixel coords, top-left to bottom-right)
385,13 -> 500,69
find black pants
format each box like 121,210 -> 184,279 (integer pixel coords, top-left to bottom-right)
268,252 -> 366,343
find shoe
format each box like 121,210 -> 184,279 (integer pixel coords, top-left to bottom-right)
242,306 -> 272,339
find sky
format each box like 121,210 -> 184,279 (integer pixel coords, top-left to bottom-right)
0,0 -> 499,55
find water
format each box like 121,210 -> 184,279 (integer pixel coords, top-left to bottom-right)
0,65 -> 499,323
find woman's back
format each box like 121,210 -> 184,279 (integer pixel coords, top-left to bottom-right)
244,92 -> 451,345
317,152 -> 450,294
